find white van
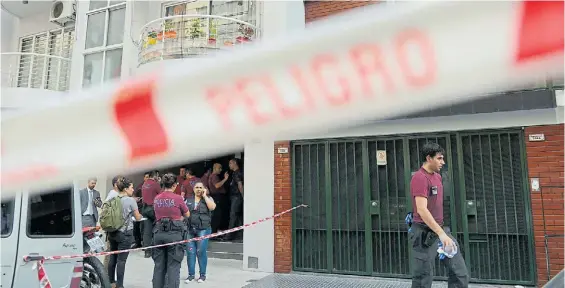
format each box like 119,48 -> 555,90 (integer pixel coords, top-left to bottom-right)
1,186 -> 84,288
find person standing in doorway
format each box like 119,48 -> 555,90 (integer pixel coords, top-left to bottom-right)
142,170 -> 161,258
80,177 -> 102,228
226,158 -> 243,241
152,173 -> 190,288
174,167 -> 186,195
181,169 -> 200,199
409,142 -> 469,288
208,163 -> 229,234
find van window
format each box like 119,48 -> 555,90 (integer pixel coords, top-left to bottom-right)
1,197 -> 15,237
27,187 -> 74,237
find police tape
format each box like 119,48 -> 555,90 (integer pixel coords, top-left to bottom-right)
25,204 -> 307,263
2,1 -> 563,195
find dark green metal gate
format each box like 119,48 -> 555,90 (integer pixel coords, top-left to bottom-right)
291,130 -> 536,285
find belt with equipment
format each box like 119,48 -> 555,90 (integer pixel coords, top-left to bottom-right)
155,218 -> 186,232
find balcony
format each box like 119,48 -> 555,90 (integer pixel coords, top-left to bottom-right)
1,52 -> 72,92
137,15 -> 258,66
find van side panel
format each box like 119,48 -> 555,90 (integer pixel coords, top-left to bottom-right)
1,195 -> 22,288
14,188 -> 83,287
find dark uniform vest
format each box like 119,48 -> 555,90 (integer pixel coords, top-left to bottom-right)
185,196 -> 211,230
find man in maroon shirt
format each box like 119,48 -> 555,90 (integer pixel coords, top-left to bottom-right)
132,172 -> 151,248
409,142 -> 468,287
174,167 -> 186,195
208,163 -> 229,233
141,170 -> 161,258
181,169 -> 199,199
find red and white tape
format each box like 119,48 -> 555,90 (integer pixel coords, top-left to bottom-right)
24,204 -> 308,264
2,1 -> 563,195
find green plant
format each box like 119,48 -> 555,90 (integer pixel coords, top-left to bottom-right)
164,20 -> 174,32
187,18 -> 205,39
209,21 -> 217,39
147,29 -> 158,38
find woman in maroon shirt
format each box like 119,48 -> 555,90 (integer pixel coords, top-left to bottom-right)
151,173 -> 190,288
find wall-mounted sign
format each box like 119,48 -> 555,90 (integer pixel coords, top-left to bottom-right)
376,150 -> 387,166
277,147 -> 289,154
528,134 -> 545,142
531,178 -> 540,192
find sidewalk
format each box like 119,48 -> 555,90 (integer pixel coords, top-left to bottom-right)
120,250 -> 270,287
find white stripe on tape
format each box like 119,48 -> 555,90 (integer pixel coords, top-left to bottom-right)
1,1 -> 563,195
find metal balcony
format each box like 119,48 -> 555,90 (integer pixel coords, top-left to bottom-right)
138,15 -> 258,66
1,53 -> 72,92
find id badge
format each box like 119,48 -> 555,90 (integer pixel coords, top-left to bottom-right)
431,186 -> 438,195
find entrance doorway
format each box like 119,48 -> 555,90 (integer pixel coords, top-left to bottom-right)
126,152 -> 245,260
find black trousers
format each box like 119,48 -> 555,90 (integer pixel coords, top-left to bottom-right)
152,230 -> 185,288
142,205 -> 155,248
409,224 -> 469,288
107,230 -> 133,287
133,221 -> 142,246
228,194 -> 243,239
210,193 -> 226,233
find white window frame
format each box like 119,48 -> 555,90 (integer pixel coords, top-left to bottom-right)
82,0 -> 126,87
17,27 -> 75,90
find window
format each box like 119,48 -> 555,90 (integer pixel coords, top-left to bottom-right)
1,198 -> 15,237
83,0 -> 126,88
27,187 -> 74,237
16,28 -> 74,91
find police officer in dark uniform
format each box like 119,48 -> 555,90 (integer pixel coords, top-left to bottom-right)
152,173 -> 190,288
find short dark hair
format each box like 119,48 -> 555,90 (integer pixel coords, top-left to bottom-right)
161,173 -> 177,189
421,142 -> 445,162
116,177 -> 133,192
149,170 -> 159,178
112,175 -> 122,186
230,158 -> 241,167
144,172 -> 151,177
186,168 -> 194,175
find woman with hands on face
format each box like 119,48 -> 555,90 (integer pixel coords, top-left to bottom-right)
184,182 -> 216,283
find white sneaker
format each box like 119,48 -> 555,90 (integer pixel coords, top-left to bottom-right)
184,276 -> 195,284
197,275 -> 206,283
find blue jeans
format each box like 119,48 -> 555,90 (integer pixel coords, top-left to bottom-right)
186,228 -> 211,277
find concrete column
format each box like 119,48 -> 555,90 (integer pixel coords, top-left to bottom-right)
242,0 -> 305,273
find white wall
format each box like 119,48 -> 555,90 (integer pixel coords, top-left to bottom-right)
242,1 -> 305,273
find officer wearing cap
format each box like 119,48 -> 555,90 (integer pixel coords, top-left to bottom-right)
152,173 -> 190,288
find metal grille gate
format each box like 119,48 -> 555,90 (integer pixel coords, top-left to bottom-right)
292,130 -> 535,285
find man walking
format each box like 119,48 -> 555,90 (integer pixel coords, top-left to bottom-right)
409,142 -> 468,287
79,178 -> 102,228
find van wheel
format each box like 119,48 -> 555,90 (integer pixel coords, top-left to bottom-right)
82,257 -> 112,288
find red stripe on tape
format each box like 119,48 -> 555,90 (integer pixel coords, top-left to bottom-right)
515,0 -> 564,63
113,75 -> 169,163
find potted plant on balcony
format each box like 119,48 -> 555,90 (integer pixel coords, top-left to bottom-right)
208,21 -> 218,45
157,20 -> 178,40
236,23 -> 254,44
146,29 -> 158,46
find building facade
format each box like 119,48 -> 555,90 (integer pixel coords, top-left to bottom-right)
1,1 -> 563,287
273,2 -> 564,287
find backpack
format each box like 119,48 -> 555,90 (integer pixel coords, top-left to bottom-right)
100,195 -> 125,232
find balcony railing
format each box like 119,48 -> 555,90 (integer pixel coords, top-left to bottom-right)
138,15 -> 258,66
1,53 -> 71,92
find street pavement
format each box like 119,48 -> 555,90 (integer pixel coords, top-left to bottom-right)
119,250 -> 270,287
120,251 -> 522,287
